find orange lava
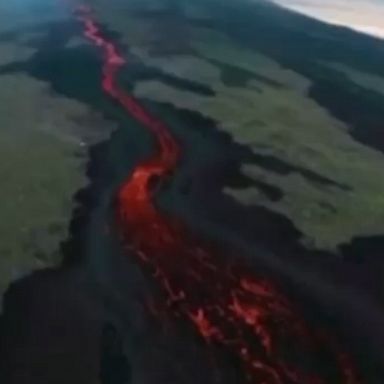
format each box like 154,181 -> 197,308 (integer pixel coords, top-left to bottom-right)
76,5 -> 360,384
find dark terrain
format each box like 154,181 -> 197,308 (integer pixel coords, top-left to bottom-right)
0,0 -> 384,383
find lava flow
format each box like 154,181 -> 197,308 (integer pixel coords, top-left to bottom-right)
76,6 -> 360,384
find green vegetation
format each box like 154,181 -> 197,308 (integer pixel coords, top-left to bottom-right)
0,72 -> 84,301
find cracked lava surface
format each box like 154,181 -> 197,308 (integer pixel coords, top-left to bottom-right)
76,5 -> 360,384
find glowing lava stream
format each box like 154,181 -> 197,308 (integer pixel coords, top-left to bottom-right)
76,6 -> 359,384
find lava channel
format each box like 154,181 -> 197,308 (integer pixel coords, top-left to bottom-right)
76,5 -> 360,384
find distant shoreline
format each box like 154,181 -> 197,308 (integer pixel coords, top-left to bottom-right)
269,0 -> 384,40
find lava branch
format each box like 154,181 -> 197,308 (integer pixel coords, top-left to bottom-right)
75,5 -> 360,384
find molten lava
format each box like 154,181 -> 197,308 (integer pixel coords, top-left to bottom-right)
76,6 -> 360,384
